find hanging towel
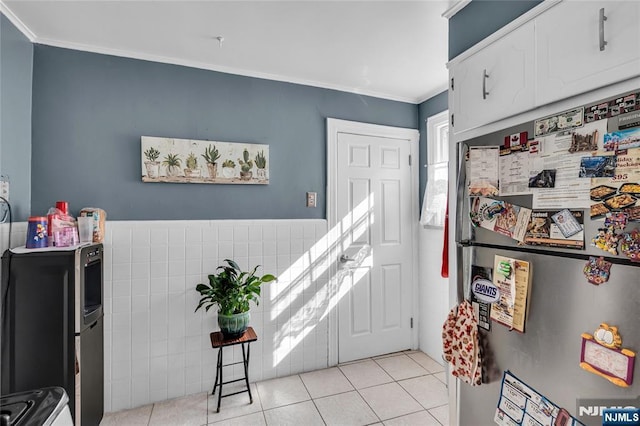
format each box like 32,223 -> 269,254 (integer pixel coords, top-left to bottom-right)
442,300 -> 482,385
441,194 -> 449,278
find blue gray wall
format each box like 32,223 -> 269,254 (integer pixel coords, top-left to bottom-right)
449,0 -> 542,59
0,15 -> 33,221
12,1 -> 542,221
31,46 -> 418,220
418,90 -> 448,207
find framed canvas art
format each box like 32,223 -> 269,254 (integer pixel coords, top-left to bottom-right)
141,136 -> 269,185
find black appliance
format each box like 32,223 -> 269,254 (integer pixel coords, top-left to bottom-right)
1,244 -> 104,425
0,387 -> 73,425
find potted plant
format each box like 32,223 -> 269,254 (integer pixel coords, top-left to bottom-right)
195,259 -> 276,338
143,147 -> 161,178
238,148 -> 253,181
255,150 -> 267,181
222,159 -> 236,179
184,152 -> 201,178
163,153 -> 182,177
202,144 -> 220,180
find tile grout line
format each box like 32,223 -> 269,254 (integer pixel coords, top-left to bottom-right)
426,402 -> 449,426
104,351 -> 448,425
382,407 -> 433,424
364,356 -> 443,424
146,402 -> 155,426
205,386 -> 210,424
298,373 -> 328,426
395,372 -> 449,418
353,383 -> 383,423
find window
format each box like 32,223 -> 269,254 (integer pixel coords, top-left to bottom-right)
420,110 -> 449,227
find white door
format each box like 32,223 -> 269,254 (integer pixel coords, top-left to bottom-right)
328,119 -> 418,363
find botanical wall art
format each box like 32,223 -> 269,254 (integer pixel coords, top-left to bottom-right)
141,136 -> 269,185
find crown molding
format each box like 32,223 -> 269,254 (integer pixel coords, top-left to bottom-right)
416,84 -> 449,105
0,1 -> 36,41
442,0 -> 471,19
1,0 -> 437,105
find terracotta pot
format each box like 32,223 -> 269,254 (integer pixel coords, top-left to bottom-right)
207,163 -> 218,179
184,169 -> 201,178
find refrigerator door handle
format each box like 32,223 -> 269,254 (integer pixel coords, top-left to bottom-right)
455,142 -> 468,244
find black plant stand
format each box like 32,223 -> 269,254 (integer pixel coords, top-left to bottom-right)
210,327 -> 258,413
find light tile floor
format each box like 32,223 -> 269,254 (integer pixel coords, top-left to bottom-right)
101,350 -> 449,426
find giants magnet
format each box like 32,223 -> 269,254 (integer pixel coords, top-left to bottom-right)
471,278 -> 500,303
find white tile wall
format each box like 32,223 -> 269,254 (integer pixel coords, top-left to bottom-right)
100,219 -> 331,412
0,222 -> 28,256
0,219 -> 340,413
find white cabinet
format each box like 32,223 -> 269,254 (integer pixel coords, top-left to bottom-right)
448,0 -> 640,136
451,20 -> 535,134
536,1 -> 640,106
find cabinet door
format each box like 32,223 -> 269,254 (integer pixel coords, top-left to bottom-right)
536,1 -> 640,106
451,20 -> 535,134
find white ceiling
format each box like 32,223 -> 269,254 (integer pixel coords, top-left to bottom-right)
2,1 -> 450,104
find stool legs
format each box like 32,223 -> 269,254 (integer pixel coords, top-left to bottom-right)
217,347 -> 224,413
212,348 -> 222,396
211,341 -> 253,413
242,343 -> 253,404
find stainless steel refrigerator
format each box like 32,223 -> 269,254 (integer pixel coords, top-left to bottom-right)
452,93 -> 640,425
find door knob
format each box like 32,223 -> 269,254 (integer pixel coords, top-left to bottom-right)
339,254 -> 355,263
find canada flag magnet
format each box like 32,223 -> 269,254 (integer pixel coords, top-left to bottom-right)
504,132 -> 528,151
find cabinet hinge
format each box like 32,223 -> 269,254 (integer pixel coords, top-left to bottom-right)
450,77 -> 454,90
451,114 -> 454,127
409,155 -> 412,166
410,317 -> 414,328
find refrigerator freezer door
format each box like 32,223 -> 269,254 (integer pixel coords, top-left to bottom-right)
458,246 -> 640,425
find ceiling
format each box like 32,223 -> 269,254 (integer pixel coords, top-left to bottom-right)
2,1 -> 450,104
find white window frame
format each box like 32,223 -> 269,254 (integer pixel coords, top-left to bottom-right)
421,110 -> 450,228
427,110 -> 450,165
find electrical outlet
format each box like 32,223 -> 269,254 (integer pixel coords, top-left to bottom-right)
0,175 -> 9,201
306,192 -> 317,208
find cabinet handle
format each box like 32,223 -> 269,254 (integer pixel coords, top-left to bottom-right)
599,8 -> 607,51
482,69 -> 489,100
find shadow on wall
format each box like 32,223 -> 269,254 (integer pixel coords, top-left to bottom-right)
268,196 -> 372,367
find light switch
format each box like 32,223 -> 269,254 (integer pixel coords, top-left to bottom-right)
306,192 -> 317,208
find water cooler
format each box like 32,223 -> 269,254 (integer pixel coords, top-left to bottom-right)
1,244 -> 104,425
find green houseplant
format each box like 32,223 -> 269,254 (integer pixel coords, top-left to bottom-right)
202,144 -> 220,180
143,147 -> 161,178
255,150 -> 267,181
238,148 -> 253,181
195,259 -> 276,338
163,153 -> 182,177
221,159 -> 236,179
184,152 -> 201,178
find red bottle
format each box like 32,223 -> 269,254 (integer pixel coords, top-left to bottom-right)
55,200 -> 69,215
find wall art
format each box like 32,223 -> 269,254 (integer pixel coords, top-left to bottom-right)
141,136 -> 269,185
